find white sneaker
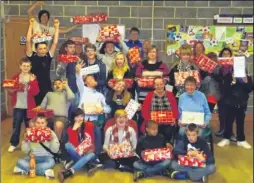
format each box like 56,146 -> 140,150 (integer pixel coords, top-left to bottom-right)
45,169 -> 55,179
8,145 -> 17,153
13,166 -> 27,175
237,141 -> 252,149
64,160 -> 74,170
217,139 -> 230,147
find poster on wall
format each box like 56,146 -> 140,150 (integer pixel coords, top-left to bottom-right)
165,24 -> 253,57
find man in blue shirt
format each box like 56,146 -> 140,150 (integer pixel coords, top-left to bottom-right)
125,27 -> 143,58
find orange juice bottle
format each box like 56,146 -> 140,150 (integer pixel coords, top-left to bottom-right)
29,154 -> 36,178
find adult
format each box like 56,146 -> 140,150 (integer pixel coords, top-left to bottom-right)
125,27 -> 143,57
193,41 -> 206,59
141,77 -> 178,143
26,17 -> 59,105
142,40 -> 151,60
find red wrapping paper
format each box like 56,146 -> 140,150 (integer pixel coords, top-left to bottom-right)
174,71 -> 201,87
2,79 -> 20,89
75,134 -> 93,156
142,148 -> 173,162
136,77 -> 155,88
27,109 -> 54,119
72,13 -> 108,24
108,140 -> 135,159
151,111 -> 174,124
56,54 -> 79,63
100,25 -> 120,42
25,127 -> 52,143
108,78 -> 133,89
128,47 -> 142,65
68,37 -> 89,45
194,55 -> 217,73
31,33 -> 52,43
217,57 -> 233,66
178,155 -> 206,168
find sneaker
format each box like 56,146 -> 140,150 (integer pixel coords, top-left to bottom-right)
133,171 -> 145,181
202,176 -> 207,182
64,160 -> 74,170
87,164 -> 104,176
170,170 -> 187,180
237,141 -> 252,149
13,166 -> 27,175
217,139 -> 230,147
8,145 -> 17,153
45,169 -> 55,179
230,135 -> 237,142
215,130 -> 224,137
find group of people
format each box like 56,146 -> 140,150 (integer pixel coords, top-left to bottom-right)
5,2 -> 253,183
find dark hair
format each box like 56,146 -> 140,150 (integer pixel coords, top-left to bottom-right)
184,76 -> 197,86
146,120 -> 158,129
207,52 -> 218,62
70,108 -> 86,141
83,74 -> 95,83
53,79 -> 62,85
219,47 -> 233,57
186,123 -> 199,133
129,27 -> 140,34
100,41 -> 115,54
35,42 -> 48,49
193,41 -> 205,57
38,10 -> 50,23
20,57 -> 31,65
59,40 -> 76,54
84,43 -> 96,52
34,114 -> 48,122
154,77 -> 165,84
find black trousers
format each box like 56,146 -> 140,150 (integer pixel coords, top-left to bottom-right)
208,102 -> 216,113
217,99 -> 226,131
158,124 -> 175,144
223,104 -> 247,141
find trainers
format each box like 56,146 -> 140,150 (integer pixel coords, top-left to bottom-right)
237,141 -> 252,149
202,176 -> 207,182
217,139 -> 230,147
64,160 -> 74,170
170,170 -> 187,180
13,166 -> 27,175
45,169 -> 55,179
8,145 -> 17,153
87,164 -> 104,176
133,171 -> 145,181
230,135 -> 237,142
215,130 -> 224,137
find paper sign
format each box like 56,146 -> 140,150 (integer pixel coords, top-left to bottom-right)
215,26 -> 226,40
233,56 -> 246,78
80,65 -> 100,76
125,99 -> 140,120
182,112 -> 205,125
165,84 -> 173,92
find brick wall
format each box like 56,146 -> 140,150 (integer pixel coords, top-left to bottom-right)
2,0 -> 254,111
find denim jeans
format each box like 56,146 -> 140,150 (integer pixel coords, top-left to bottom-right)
68,92 -> 80,121
133,160 -> 171,177
91,120 -> 103,155
65,143 -> 96,172
178,126 -> 205,139
171,160 -> 216,181
10,108 -> 30,146
17,156 -> 55,176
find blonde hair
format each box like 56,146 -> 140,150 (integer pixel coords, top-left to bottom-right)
114,109 -> 128,118
179,44 -> 192,55
112,80 -> 131,106
112,52 -> 129,78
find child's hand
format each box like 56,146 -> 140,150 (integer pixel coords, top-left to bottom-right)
54,19 -> 60,28
166,143 -> 173,150
29,74 -> 36,81
29,18 -> 35,26
96,33 -> 102,42
195,151 -> 206,162
32,106 -> 41,111
200,123 -> 207,129
36,1 -> 45,6
187,150 -> 199,157
76,61 -> 85,74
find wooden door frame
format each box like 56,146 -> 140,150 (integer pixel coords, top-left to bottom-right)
3,16 -> 29,117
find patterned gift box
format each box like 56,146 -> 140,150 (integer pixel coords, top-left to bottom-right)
32,33 -> 52,43
83,103 -> 102,115
217,57 -> 233,66
128,47 -> 142,65
108,140 -> 135,159
151,110 -> 174,124
136,77 -> 155,88
100,25 -> 120,42
174,70 -> 201,87
27,109 -> 54,119
194,55 -> 217,73
75,134 -> 93,156
56,54 -> 79,63
68,37 -> 89,45
142,147 -> 173,162
71,13 -> 107,24
108,78 -> 133,89
2,79 -> 20,89
25,127 -> 52,143
178,155 -> 206,168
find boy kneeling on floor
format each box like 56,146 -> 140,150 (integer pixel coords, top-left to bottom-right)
13,115 -> 60,179
170,123 -> 215,182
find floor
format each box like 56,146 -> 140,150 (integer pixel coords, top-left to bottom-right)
1,114 -> 253,183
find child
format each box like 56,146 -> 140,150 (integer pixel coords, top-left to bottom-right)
8,58 -> 40,153
133,120 -> 172,181
58,108 -> 99,182
13,115 -> 60,178
170,123 -> 215,182
34,79 -> 75,140
168,44 -> 198,100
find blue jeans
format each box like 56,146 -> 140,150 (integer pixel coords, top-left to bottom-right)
68,92 -> 80,121
10,108 -> 29,146
91,120 -> 103,155
171,160 -> 215,181
65,143 -> 96,172
17,156 -> 55,176
178,126 -> 204,139
133,160 -> 171,177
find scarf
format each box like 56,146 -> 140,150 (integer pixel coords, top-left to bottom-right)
110,124 -> 131,144
113,90 -> 131,106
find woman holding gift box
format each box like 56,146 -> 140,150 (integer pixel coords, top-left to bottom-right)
141,77 -> 178,144
98,110 -> 139,172
178,76 -> 211,139
58,108 -> 99,182
8,58 -> 40,153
